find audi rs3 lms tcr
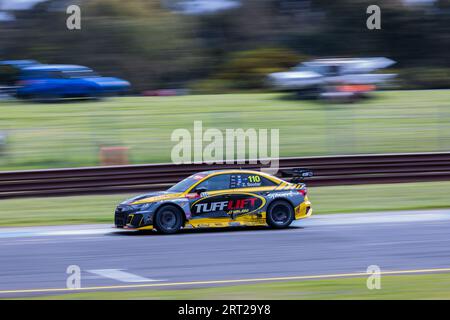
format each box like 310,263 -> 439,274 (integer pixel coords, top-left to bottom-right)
114,169 -> 313,234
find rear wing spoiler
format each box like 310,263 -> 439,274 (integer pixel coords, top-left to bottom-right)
280,168 -> 313,183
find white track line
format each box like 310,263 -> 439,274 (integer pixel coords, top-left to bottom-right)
0,226 -> 119,239
299,210 -> 450,226
87,269 -> 164,283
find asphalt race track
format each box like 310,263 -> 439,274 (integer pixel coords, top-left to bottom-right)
1,210 -> 450,298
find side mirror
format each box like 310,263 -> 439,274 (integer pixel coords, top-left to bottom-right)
194,187 -> 207,194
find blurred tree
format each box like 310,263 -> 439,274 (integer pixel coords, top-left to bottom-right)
0,0 -> 205,91
191,47 -> 305,92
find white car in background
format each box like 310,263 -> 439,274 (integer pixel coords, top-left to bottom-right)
268,57 -> 397,99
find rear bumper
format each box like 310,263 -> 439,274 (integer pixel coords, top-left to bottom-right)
295,200 -> 312,220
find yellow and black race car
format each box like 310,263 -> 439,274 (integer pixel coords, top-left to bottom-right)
114,169 -> 313,234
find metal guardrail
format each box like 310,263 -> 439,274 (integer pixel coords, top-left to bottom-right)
1,152 -> 450,199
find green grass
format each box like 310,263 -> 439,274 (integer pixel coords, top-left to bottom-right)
1,181 -> 449,227
1,90 -> 450,170
22,273 -> 450,299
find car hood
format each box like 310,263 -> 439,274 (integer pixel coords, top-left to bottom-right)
84,77 -> 130,87
121,191 -> 184,205
269,70 -> 322,80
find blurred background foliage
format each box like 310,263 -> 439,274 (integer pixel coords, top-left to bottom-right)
192,47 -> 304,93
0,0 -> 449,92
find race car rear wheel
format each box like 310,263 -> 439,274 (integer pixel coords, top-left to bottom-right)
266,200 -> 294,229
154,205 -> 183,234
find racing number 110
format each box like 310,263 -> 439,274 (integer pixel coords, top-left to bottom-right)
248,175 -> 261,183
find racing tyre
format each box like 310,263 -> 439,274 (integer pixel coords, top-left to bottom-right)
154,205 -> 183,234
266,200 -> 294,229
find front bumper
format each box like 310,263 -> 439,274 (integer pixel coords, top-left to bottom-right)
115,213 -> 144,228
114,205 -> 153,229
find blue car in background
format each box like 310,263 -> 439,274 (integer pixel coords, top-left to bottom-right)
2,62 -> 130,100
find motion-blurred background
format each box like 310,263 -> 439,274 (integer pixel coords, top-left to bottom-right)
0,0 -> 449,170
1,0 -> 450,93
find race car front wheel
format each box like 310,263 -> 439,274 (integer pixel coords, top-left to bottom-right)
154,205 -> 183,234
266,200 -> 294,229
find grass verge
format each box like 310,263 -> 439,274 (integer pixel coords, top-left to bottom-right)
21,273 -> 450,300
1,90 -> 450,170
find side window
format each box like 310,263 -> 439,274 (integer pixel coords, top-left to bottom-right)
25,71 -> 48,79
196,174 -> 230,191
323,65 -> 340,77
230,174 -> 277,189
48,71 -> 66,79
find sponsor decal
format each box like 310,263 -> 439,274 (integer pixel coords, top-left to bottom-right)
185,193 -> 200,199
137,193 -> 181,203
266,191 -> 297,199
192,193 -> 265,217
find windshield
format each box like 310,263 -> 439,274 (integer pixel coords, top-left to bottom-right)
22,69 -> 99,79
167,174 -> 207,193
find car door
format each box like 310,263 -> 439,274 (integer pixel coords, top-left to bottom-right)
189,174 -> 232,219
